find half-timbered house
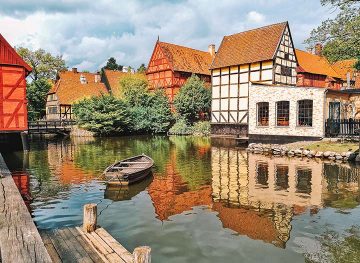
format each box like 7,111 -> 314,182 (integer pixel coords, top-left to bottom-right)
146,40 -> 213,103
210,22 -> 298,135
0,34 -> 32,150
46,68 -> 108,120
295,48 -> 343,89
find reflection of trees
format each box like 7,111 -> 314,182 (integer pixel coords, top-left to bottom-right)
169,136 -> 212,190
305,226 -> 360,263
74,136 -> 172,175
323,164 -> 360,209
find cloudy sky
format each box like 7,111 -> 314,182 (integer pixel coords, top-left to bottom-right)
0,0 -> 335,71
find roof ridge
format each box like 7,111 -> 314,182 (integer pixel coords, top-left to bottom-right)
224,21 -> 287,38
159,41 -> 209,54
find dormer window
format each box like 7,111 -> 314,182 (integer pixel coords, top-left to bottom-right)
80,74 -> 87,84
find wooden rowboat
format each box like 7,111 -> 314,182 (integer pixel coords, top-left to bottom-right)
102,154 -> 154,185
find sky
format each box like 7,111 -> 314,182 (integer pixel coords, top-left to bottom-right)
0,0 -> 336,72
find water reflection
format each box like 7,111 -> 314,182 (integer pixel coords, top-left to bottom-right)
5,136 -> 360,262
212,147 -> 360,248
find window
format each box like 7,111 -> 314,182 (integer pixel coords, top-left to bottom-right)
256,162 -> 268,188
276,101 -> 290,126
47,106 -> 57,114
298,100 -> 313,127
257,102 -> 269,126
275,165 -> 289,191
284,53 -> 289,60
296,168 -> 312,194
281,65 -> 292,76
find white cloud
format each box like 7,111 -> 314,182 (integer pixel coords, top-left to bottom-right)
0,0 -> 333,72
246,11 -> 265,23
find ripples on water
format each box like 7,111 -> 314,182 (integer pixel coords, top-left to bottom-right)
4,136 -> 360,263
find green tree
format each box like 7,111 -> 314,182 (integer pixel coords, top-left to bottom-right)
137,63 -> 147,73
102,57 -> 123,71
16,47 -> 67,81
173,75 -> 211,124
119,73 -> 149,104
304,0 -> 360,62
27,79 -> 52,120
73,95 -> 132,135
355,59 -> 360,70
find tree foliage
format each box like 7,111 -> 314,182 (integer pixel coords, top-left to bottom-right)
27,79 -> 52,120
73,95 -> 132,136
119,73 -> 149,103
137,63 -> 147,73
16,47 -> 67,81
102,57 -> 123,71
305,0 -> 360,62
173,75 -> 211,124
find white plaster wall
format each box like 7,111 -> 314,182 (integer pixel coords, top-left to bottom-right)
248,85 -> 326,137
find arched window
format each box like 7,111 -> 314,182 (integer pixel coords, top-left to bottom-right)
276,101 -> 290,126
298,100 -> 313,127
257,102 -> 269,126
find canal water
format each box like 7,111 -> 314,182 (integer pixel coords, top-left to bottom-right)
3,136 -> 360,263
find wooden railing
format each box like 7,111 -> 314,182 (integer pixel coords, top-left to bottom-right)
28,120 -> 76,134
325,119 -> 360,137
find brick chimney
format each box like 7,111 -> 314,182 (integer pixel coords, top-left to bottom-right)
94,72 -> 101,83
314,43 -> 323,56
208,44 -> 215,58
72,67 -> 78,73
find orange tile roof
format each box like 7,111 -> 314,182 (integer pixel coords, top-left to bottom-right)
210,22 -> 287,69
102,69 -> 129,97
295,49 -> 340,78
332,59 -> 357,80
158,41 -> 212,75
49,71 -> 108,105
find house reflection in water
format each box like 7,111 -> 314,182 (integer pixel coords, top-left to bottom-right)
211,147 -> 360,248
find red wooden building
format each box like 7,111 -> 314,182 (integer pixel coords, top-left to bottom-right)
295,48 -> 342,90
146,40 -> 213,103
0,34 -> 32,132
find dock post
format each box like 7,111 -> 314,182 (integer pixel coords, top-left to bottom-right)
133,246 -> 151,263
83,203 -> 97,233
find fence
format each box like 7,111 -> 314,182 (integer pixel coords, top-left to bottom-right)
325,119 -> 360,137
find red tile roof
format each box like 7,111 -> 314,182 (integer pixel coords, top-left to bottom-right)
158,41 -> 212,75
0,34 -> 32,73
49,71 -> 108,105
210,22 -> 287,69
332,59 -> 357,80
295,49 -> 340,78
102,69 -> 129,97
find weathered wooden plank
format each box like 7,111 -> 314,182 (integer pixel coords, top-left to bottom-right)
47,229 -> 78,262
40,231 -> 62,263
95,228 -> 134,263
57,228 -> 93,263
68,228 -> 104,263
76,227 -> 110,263
0,153 -> 52,263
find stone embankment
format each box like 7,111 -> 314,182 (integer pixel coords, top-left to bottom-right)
246,143 -> 356,162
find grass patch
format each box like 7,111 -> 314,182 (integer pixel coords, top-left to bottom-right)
302,141 -> 358,152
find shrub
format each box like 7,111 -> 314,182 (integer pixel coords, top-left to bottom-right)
73,95 -> 132,136
173,75 -> 211,124
168,118 -> 193,135
192,121 -> 211,136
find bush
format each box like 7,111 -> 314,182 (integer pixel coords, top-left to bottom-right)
173,75 -> 211,124
168,118 -> 193,135
73,95 -> 132,136
192,121 -> 211,136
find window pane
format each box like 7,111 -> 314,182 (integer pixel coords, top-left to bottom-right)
298,100 -> 313,127
256,162 -> 268,188
257,102 -> 269,126
276,101 -> 290,126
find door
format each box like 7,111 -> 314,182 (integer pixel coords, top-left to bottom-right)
327,102 -> 341,136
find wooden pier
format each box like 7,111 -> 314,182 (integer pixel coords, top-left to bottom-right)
28,120 -> 75,135
40,204 -> 151,263
0,153 -> 151,263
0,153 -> 52,263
